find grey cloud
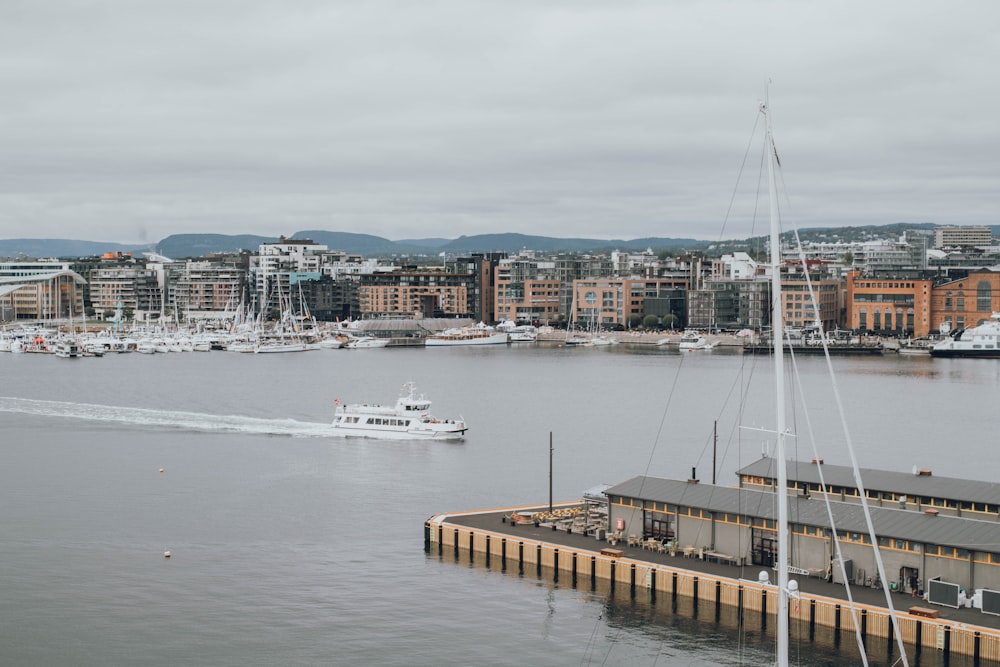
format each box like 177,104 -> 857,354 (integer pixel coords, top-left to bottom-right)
1,0 -> 998,243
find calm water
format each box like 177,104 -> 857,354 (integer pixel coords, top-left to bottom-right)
0,344 -> 996,666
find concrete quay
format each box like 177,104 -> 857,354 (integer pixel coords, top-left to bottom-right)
427,503 -> 1000,663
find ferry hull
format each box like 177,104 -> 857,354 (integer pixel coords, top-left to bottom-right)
929,348 -> 1000,358
327,425 -> 467,440
425,333 -> 508,346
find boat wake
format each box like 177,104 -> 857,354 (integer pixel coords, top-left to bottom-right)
0,397 -> 335,438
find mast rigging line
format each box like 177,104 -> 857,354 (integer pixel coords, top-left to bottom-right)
773,124 -> 910,666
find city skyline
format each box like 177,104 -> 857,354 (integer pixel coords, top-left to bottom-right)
2,1 -> 998,244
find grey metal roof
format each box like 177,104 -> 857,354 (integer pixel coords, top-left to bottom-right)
0,270 -> 87,285
737,456 -> 1000,506
606,476 -> 1000,551
350,318 -> 475,333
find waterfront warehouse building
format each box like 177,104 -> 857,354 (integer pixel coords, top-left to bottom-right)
605,475 -> 1000,595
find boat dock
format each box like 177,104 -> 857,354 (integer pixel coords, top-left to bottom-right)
426,502 -> 1000,663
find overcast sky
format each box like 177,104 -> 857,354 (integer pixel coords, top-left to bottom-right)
2,1 -> 998,245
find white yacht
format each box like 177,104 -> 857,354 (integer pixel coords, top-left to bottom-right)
330,382 -> 467,440
425,324 -> 508,346
930,313 -> 1000,358
342,336 -> 389,349
53,340 -> 83,358
678,330 -> 715,351
497,321 -> 537,343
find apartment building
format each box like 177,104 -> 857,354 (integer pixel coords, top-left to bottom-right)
570,277 -> 688,329
934,226 -> 993,249
358,271 -> 476,319
88,265 -> 163,321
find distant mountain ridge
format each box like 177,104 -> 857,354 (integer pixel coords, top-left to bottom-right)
0,232 -> 711,259
0,239 -> 155,259
0,223 -> 995,260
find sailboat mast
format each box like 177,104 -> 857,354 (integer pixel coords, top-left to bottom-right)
764,100 -> 791,665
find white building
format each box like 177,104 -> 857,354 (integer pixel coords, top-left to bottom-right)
0,260 -> 86,321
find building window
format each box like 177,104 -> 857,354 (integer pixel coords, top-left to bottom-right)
978,281 -> 992,311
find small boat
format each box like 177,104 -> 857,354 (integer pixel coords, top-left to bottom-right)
896,337 -> 936,355
330,382 -> 467,440
508,326 -> 538,342
678,330 -> 714,351
563,337 -> 592,347
83,341 -> 106,357
318,336 -> 343,349
343,336 -> 389,349
590,335 -> 618,346
497,321 -> 538,343
254,340 -> 307,353
930,312 -> 1000,358
53,340 -> 83,358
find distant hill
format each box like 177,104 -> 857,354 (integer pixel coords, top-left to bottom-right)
154,234 -> 277,258
439,233 -> 703,253
289,231 -> 429,255
0,239 -> 152,259
2,223 -> 996,260
151,231 -> 711,258
396,237 -> 452,248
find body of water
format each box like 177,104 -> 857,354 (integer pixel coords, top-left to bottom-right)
1,344 -> 996,665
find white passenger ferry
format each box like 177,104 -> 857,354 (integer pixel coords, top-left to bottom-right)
330,382 -> 467,440
930,312 -> 1000,358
